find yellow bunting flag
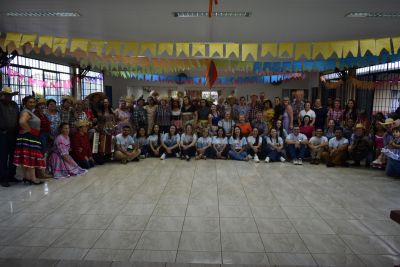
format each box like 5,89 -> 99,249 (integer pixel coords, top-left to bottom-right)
53,37 -> 69,53
225,43 -> 239,58
313,42 -> 333,59
158,42 -> 174,56
38,35 -> 53,49
124,42 -> 139,56
376,37 -> 391,55
175,43 -> 190,56
295,43 -> 311,60
70,38 -> 89,52
191,43 -> 206,56
330,41 -> 343,58
209,43 -> 224,57
279,43 -> 294,58
140,42 -> 156,56
261,43 -> 278,57
3,32 -> 22,49
342,40 -> 359,57
241,43 -> 258,61
88,40 -> 105,56
392,37 -> 400,54
20,34 -> 37,47
360,39 -> 376,56
106,41 -> 122,56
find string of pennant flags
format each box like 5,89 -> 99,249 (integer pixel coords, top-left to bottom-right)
1,32 -> 400,75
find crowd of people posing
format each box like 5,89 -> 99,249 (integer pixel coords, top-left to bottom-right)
1,86 -> 400,187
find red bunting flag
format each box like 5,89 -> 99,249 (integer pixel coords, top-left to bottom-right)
206,60 -> 218,88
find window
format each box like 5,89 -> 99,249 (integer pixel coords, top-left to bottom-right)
1,55 -> 72,105
81,71 -> 104,99
202,90 -> 219,105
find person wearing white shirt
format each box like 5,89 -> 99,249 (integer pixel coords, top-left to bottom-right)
211,127 -> 229,159
180,123 -> 197,161
247,128 -> 263,163
228,126 -> 249,161
114,125 -> 141,164
298,101 -> 316,126
160,125 -> 180,160
264,128 -> 286,163
321,127 -> 349,167
196,128 -> 212,160
148,124 -> 162,157
308,128 -> 328,164
218,111 -> 235,137
285,125 -> 308,165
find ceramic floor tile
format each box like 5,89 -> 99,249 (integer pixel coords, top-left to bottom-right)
290,218 -> 335,234
219,205 -> 252,218
340,234 -> 397,255
222,251 -> 270,265
0,246 -> 48,259
358,254 -> 400,267
255,218 -> 297,234
119,204 -> 156,216
361,219 -> 400,235
182,217 -> 219,233
221,232 -> 264,252
267,253 -> 317,266
93,230 -> 142,249
176,251 -> 222,264
220,217 -> 258,233
312,253 -> 366,267
326,219 -> 373,236
35,213 -> 81,229
51,229 -> 104,249
145,216 -> 184,231
300,234 -> 353,254
185,205 -> 219,217
130,250 -> 176,262
13,228 -> 66,247
84,248 -> 133,262
39,247 -> 89,260
281,206 -> 321,219
179,232 -> 221,252
136,231 -> 181,250
72,214 -> 116,230
153,205 -> 187,217
108,216 -> 149,231
250,206 -> 287,219
0,227 -> 30,245
261,233 -> 308,253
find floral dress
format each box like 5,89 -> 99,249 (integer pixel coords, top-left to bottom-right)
48,134 -> 88,178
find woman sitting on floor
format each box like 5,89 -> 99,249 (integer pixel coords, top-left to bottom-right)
48,123 -> 88,178
196,127 -> 212,160
148,124 -> 162,157
228,126 -> 249,161
180,123 -> 197,161
160,125 -> 180,160
211,127 -> 229,159
264,128 -> 286,163
135,126 -> 149,158
247,127 -> 263,163
70,120 -> 95,169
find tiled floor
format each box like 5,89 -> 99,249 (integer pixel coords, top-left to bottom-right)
0,159 -> 400,266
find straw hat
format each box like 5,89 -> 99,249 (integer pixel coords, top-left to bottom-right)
380,118 -> 395,126
355,123 -> 365,129
0,86 -> 18,96
62,95 -> 75,104
35,98 -> 46,107
75,120 -> 90,128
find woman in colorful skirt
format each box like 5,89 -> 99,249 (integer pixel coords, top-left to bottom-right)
13,96 -> 45,185
48,123 -> 88,178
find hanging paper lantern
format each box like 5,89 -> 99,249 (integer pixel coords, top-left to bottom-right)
206,60 -> 218,89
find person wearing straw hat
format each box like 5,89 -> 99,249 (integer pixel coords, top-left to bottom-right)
71,120 -> 95,169
348,123 -> 373,167
0,87 -> 20,187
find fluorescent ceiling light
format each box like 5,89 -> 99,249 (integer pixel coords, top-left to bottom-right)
173,11 -> 251,17
346,12 -> 400,18
6,11 -> 80,17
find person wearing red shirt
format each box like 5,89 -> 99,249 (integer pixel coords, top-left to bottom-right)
300,115 -> 315,140
237,114 -> 253,137
70,120 -> 95,169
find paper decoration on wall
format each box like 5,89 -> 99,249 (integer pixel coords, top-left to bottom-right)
192,43 -> 206,56
158,42 -> 174,56
53,37 -> 69,53
38,35 -> 53,49
295,43 -> 311,60
279,43 -> 294,58
70,38 -> 89,52
225,43 -> 239,58
209,43 -> 224,57
242,43 -> 258,60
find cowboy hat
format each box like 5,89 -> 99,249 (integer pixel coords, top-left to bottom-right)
380,118 -> 395,126
0,87 -> 18,96
62,95 -> 75,104
75,120 -> 90,128
35,98 -> 46,106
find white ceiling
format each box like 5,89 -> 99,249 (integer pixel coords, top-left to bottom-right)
1,0 -> 400,43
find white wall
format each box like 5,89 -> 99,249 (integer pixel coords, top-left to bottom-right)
104,72 -> 319,107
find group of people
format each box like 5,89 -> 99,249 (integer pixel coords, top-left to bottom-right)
1,86 -> 400,187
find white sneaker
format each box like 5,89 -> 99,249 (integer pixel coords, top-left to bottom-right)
175,152 -> 180,158
372,159 -> 382,165
248,155 -> 253,160
265,157 -> 270,163
297,159 -> 303,165
280,156 -> 286,162
254,155 -> 260,163
160,153 -> 166,160
293,159 -> 298,165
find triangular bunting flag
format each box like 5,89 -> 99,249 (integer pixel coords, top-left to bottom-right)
313,42 -> 333,59
375,37 -> 392,55
70,38 -> 89,52
225,43 -> 239,58
124,42 -> 139,56
279,43 -> 294,58
38,35 -> 53,49
53,37 -> 69,53
88,40 -> 105,56
209,43 -> 224,57
392,37 -> 400,54
140,42 -> 157,56
3,32 -> 22,49
192,43 -> 206,56
158,42 -> 174,56
261,43 -> 278,57
241,43 -> 258,61
106,41 -> 122,56
360,39 -> 376,56
176,43 -> 190,56
342,40 -> 359,57
295,43 -> 311,60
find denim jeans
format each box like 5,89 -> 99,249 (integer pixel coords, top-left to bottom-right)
386,158 -> 400,178
286,144 -> 306,160
228,150 -> 248,161
266,149 -> 283,161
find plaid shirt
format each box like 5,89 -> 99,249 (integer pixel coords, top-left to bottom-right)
327,108 -> 344,124
155,105 -> 171,127
59,106 -> 75,126
132,106 -> 148,127
248,103 -> 263,122
292,100 -> 304,119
